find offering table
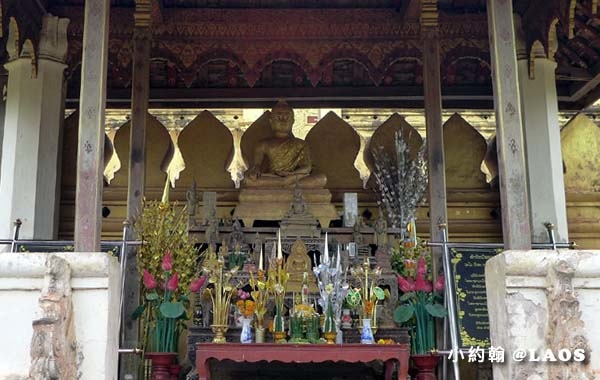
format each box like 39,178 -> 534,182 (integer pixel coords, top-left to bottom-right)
195,343 -> 409,380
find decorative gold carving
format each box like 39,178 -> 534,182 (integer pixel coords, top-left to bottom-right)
420,0 -> 439,38
546,260 -> 593,380
353,133 -> 371,188
305,112 -> 363,190
561,113 -> 600,192
228,127 -> 248,188
111,114 -> 173,197
444,114 -> 488,189
567,0 -> 577,39
63,8 -> 490,89
365,113 -> 423,189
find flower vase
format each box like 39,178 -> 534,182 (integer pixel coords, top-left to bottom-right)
144,352 -> 177,380
240,317 -> 253,344
360,318 -> 375,344
411,354 -> 441,380
169,364 -> 181,380
323,331 -> 337,344
255,327 -> 265,343
210,324 -> 229,344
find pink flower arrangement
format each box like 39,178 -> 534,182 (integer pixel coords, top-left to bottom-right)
135,250 -> 206,353
394,255 -> 447,354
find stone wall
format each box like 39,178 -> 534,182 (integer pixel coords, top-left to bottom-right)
0,252 -> 120,380
486,250 -> 599,380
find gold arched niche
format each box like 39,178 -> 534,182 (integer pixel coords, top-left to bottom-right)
305,112 -> 363,189
240,111 -> 271,173
443,113 -> 487,189
365,113 -> 423,188
561,113 -> 600,192
112,114 -> 172,199
178,110 -> 235,189
59,111 -> 113,237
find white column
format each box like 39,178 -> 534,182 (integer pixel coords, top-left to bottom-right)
518,58 -> 569,243
0,15 -> 69,240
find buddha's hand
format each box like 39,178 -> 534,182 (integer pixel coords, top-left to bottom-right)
274,170 -> 294,177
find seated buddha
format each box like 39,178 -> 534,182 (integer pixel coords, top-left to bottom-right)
244,99 -> 327,188
285,239 -> 318,292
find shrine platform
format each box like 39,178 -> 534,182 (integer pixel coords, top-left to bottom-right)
196,343 -> 410,380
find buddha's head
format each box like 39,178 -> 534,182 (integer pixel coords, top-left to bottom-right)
270,99 -> 294,137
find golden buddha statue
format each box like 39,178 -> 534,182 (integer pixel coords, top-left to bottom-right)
244,99 -> 327,188
284,239 -> 318,292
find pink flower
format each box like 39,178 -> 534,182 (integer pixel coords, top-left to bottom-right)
415,273 -> 432,292
189,276 -> 206,292
434,274 -> 445,292
417,256 -> 427,277
167,272 -> 179,292
237,289 -> 250,299
143,269 -> 157,289
397,275 -> 415,293
162,251 -> 173,271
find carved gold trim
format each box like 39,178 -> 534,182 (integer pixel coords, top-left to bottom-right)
420,0 -> 439,31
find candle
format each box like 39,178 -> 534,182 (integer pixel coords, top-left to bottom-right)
259,246 -> 264,270
277,229 -> 283,260
411,219 -> 417,243
323,231 -> 330,265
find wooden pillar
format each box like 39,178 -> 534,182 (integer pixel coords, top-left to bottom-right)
120,4 -> 152,378
486,0 -> 531,249
74,0 -> 110,252
421,1 -> 448,247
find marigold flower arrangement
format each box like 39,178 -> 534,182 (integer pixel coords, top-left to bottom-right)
236,299 -> 256,319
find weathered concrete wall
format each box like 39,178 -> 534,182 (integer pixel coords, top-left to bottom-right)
486,250 -> 599,380
0,252 -> 120,380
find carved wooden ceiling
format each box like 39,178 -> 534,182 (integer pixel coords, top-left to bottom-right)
5,0 -> 600,110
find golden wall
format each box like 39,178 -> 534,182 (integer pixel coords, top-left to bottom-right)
58,110 -> 599,248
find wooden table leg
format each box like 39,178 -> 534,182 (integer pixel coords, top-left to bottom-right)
197,357 -> 209,380
397,356 -> 408,380
384,359 -> 395,380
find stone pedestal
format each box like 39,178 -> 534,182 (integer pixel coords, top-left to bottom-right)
485,250 -> 598,380
0,252 -> 120,380
234,188 -> 338,227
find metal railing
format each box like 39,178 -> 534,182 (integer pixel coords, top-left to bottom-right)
2,218 -> 578,378
428,222 -> 575,380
